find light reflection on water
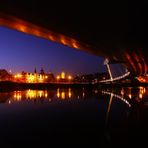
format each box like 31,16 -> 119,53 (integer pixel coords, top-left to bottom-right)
0,87 -> 148,146
0,87 -> 147,105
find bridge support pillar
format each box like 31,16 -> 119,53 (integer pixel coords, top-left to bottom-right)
104,58 -> 113,82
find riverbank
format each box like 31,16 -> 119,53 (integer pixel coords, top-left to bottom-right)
0,81 -> 147,91
0,81 -> 93,91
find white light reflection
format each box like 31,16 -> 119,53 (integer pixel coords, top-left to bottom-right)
102,91 -> 131,107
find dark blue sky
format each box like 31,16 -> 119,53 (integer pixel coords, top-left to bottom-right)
0,26 -> 106,75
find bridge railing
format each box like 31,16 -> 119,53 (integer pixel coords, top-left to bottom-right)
99,72 -> 130,83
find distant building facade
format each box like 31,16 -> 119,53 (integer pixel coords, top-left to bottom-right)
13,68 -> 55,83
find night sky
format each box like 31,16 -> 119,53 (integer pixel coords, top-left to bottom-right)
0,26 -> 105,75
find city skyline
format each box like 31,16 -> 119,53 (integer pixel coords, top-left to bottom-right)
0,26 -> 106,75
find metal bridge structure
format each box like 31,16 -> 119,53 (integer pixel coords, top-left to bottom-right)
0,1 -> 147,78
100,58 -> 131,83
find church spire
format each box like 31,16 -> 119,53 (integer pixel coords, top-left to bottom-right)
34,68 -> 37,74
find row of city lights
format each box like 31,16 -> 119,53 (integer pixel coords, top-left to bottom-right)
13,72 -> 72,83
14,73 -> 48,83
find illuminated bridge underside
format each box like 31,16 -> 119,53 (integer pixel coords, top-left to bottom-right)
0,2 -> 147,76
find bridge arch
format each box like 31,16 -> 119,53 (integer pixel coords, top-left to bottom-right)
0,12 -> 147,77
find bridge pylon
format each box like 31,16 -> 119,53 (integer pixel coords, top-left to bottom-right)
104,58 -> 113,82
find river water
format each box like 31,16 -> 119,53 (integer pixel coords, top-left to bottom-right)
0,86 -> 147,147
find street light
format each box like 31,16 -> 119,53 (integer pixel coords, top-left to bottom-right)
68,75 -> 72,80
56,75 -> 60,80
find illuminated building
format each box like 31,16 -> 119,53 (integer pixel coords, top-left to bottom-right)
61,72 -> 65,79
12,68 -> 54,83
56,72 -> 72,82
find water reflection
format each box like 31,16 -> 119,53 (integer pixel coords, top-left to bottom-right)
13,90 -> 49,101
0,86 -> 147,146
102,86 -> 147,105
57,88 -> 72,99
102,91 -> 131,107
0,87 -> 147,106
0,88 -> 83,104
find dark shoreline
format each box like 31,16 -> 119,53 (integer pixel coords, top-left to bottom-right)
0,81 -> 147,92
